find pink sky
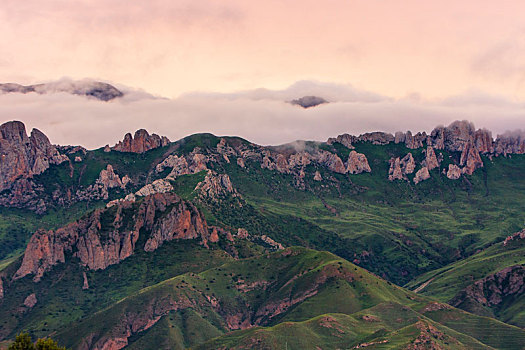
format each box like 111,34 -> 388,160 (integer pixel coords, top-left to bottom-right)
1,0 -> 525,100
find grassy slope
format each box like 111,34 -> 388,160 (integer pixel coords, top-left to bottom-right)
200,139 -> 525,285
406,236 -> 525,327
0,240 -> 242,340
55,248 -> 525,350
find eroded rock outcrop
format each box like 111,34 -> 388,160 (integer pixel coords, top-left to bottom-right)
112,129 -> 170,153
388,153 -> 415,181
156,151 -> 208,179
414,167 -> 430,184
0,121 -> 67,192
450,265 -> 525,313
14,192 -> 211,281
76,165 -> 130,201
423,146 -> 439,170
346,151 -> 371,174
460,142 -> 483,175
446,164 -> 462,180
194,171 -> 240,203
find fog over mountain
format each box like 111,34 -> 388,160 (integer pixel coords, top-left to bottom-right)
0,79 -> 523,149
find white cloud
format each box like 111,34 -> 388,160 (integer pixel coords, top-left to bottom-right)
0,80 -> 524,149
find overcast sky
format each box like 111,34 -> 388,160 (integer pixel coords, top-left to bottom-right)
0,1 -> 524,148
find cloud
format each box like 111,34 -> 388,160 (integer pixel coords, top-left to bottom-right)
0,80 -> 524,149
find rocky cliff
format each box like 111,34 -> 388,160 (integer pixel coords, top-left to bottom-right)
0,121 -> 68,212
111,129 -> 170,153
450,265 -> 525,317
14,192 -> 213,281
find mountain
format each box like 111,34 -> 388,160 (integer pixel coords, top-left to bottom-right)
1,119 -> 525,348
0,80 -> 123,101
407,229 -> 525,328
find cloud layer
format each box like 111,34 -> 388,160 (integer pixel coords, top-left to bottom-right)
0,81 -> 523,149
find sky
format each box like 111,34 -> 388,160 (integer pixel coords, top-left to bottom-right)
0,1 -> 524,148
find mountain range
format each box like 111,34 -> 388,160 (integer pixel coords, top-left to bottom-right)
0,119 -> 524,349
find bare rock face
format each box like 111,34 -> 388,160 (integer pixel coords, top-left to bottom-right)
404,131 -> 427,149
460,142 -> 483,175
442,120 -> 476,152
14,192 -> 210,281
76,165 -> 129,201
474,129 -> 493,153
313,171 -> 322,181
446,164 -> 462,180
400,153 -> 416,174
357,132 -> 394,145
326,133 -> 355,149
0,121 -> 67,192
156,151 -> 208,179
135,179 -> 173,197
23,293 -> 37,308
494,131 -> 525,155
317,151 -> 347,174
194,171 -> 239,203
423,146 -> 440,170
388,158 -> 404,181
388,153 -> 415,181
414,167 -> 430,184
112,129 -> 169,153
450,265 -> 525,313
346,151 -> 371,174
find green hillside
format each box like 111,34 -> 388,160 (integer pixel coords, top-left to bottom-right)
52,248 -> 525,350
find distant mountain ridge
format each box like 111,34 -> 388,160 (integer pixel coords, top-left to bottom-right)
0,80 -> 123,101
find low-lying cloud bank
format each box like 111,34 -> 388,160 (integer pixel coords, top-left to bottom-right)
0,81 -> 523,149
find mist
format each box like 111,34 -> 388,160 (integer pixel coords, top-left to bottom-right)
0,81 -> 524,149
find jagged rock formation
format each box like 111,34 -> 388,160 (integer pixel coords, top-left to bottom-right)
327,132 -> 394,148
195,171 -> 239,202
0,80 -> 123,101
413,167 -> 430,184
388,153 -> 415,181
0,121 -> 68,212
156,151 -> 208,178
460,141 -> 484,175
14,192 -> 213,281
107,179 -> 173,208
112,129 -> 170,153
76,165 -> 130,201
450,265 -> 525,315
0,121 -> 68,192
423,146 -> 440,170
290,96 -> 328,108
346,151 -> 371,174
446,164 -> 462,180
495,131 -> 525,155
23,293 -> 37,308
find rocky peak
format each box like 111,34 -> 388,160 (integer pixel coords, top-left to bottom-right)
460,142 -> 483,175
388,153 -> 415,181
346,151 -> 371,174
0,121 -> 67,192
112,129 -> 170,153
195,171 -> 239,202
423,146 -> 440,170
